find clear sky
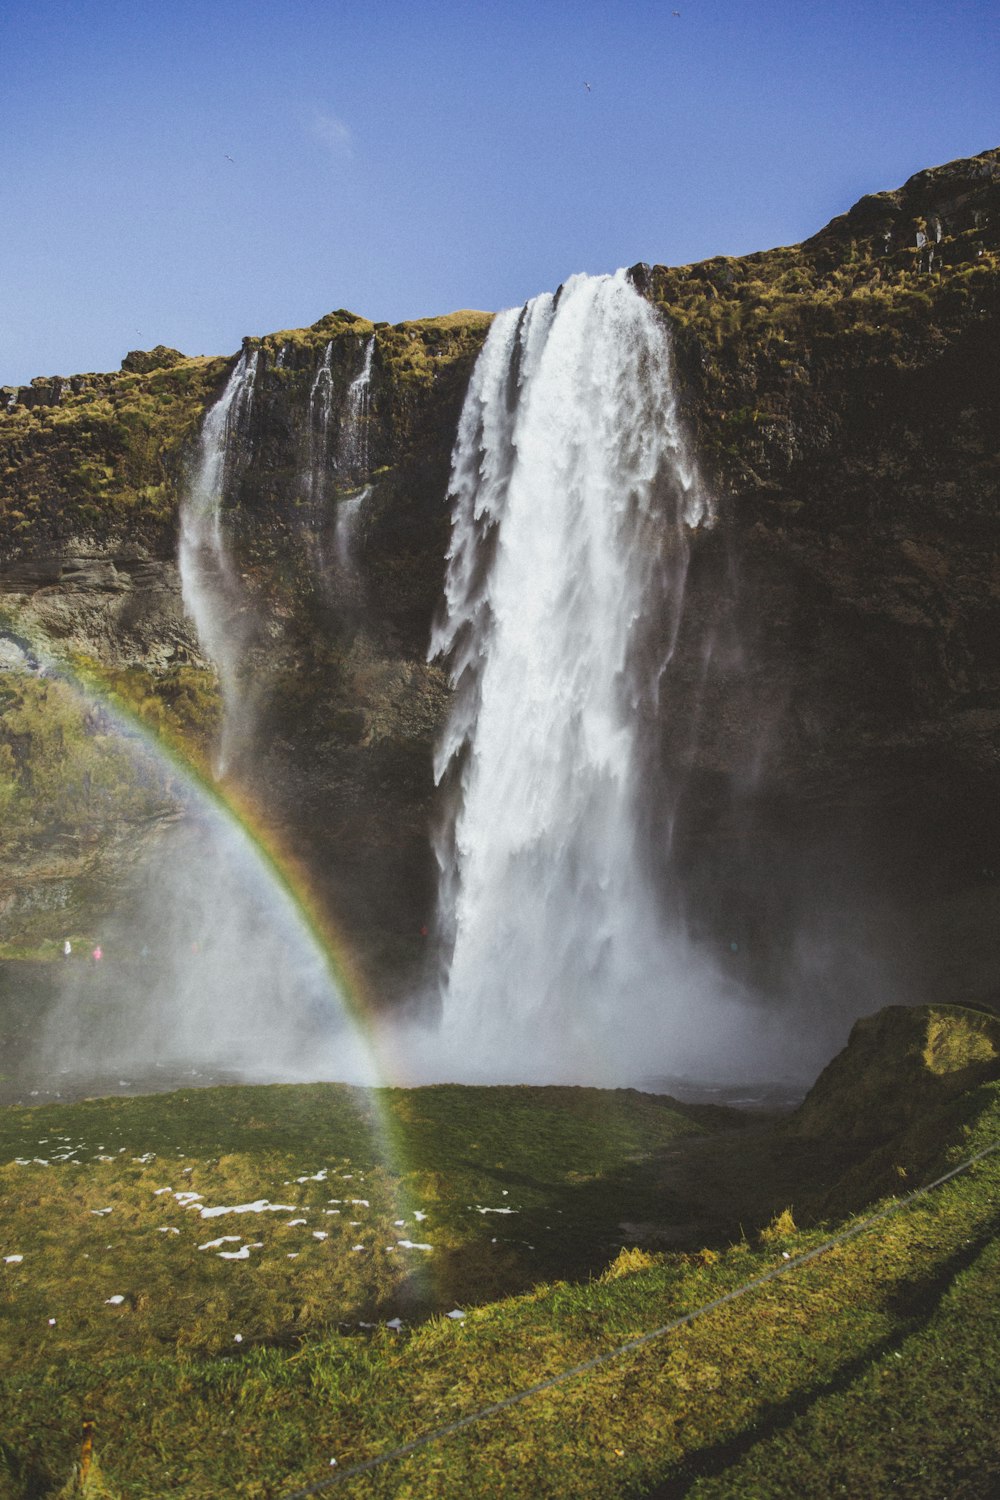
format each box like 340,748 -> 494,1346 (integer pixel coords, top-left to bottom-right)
2,0 -> 997,385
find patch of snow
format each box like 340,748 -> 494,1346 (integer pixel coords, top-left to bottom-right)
413,1211 -> 427,1222
386,1317 -> 403,1330
351,1245 -> 366,1252
476,1206 -> 516,1215
199,1200 -> 297,1219
287,1219 -> 308,1227
312,1232 -> 328,1240
350,1199 -> 369,1208
446,1309 -> 465,1320
157,1227 -> 180,1235
199,1236 -> 241,1251
218,1246 -> 251,1260
90,1207 -> 114,1216
4,1254 -> 24,1264
396,1240 -> 432,1251
104,1295 -> 125,1305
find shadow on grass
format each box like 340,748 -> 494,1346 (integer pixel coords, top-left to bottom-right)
636,1211 -> 1000,1498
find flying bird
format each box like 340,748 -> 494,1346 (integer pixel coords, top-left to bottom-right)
225,154 -> 235,163
583,81 -> 592,92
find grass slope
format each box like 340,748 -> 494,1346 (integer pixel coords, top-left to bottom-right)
1,1007 -> 998,1498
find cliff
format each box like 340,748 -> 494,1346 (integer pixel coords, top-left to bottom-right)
1,148 -> 997,1031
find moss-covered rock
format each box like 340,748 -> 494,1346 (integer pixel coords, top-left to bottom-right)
794,1003 -> 1000,1144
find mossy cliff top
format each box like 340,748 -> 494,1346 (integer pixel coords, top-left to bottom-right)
648,145 -> 999,347
0,306 -> 494,558
1,147 -> 995,562
0,353 -> 228,554
642,146 -> 999,477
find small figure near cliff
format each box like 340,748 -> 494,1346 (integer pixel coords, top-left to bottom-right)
62,938 -> 71,958
92,945 -> 103,963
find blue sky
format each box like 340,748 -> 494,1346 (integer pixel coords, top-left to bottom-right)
2,0 -> 997,384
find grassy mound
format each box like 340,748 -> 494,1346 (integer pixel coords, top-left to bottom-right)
1,1007 -> 998,1497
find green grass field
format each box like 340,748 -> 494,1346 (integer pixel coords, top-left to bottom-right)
2,1005 -> 998,1499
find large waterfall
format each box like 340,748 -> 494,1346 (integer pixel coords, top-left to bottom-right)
429,270 -> 738,1084
178,348 -> 259,774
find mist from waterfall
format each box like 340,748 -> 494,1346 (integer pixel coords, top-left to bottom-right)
424,270 -> 766,1086
178,348 -> 259,775
33,807 -> 376,1095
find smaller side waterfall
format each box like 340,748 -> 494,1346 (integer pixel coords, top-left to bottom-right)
335,485 -> 369,574
307,342 -> 335,500
178,348 -> 259,775
342,335 -> 374,475
303,335 -> 376,592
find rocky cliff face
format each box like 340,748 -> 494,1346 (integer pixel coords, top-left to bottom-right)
644,148 -> 1000,1021
1,148 -> 997,1034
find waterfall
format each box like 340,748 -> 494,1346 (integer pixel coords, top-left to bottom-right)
335,485 -> 369,573
178,348 -> 259,775
307,341 -> 335,500
342,335 -> 374,475
429,270 -> 725,1084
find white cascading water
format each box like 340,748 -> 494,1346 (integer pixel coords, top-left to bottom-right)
429,270 -> 744,1085
343,335 -> 374,474
307,341 -> 335,500
178,348 -> 259,775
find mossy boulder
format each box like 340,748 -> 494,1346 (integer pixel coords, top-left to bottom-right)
794,1003 -> 1000,1144
120,345 -> 187,375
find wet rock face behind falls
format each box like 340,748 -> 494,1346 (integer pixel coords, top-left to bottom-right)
0,147 -> 998,1045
